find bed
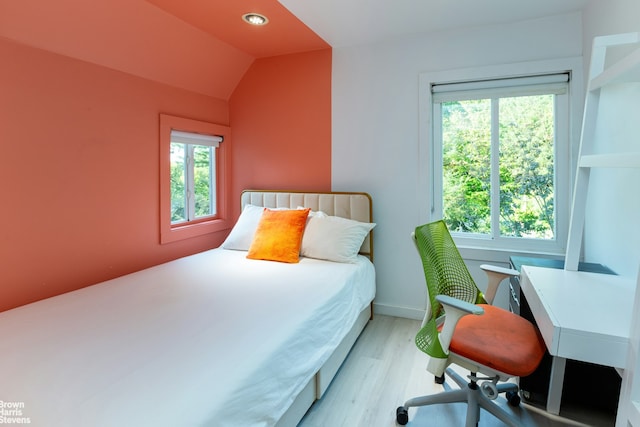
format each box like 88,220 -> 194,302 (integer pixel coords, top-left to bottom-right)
0,190 -> 376,427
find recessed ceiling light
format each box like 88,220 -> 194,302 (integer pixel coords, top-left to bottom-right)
242,13 -> 269,26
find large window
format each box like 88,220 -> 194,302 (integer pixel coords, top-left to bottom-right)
160,114 -> 231,244
429,73 -> 571,253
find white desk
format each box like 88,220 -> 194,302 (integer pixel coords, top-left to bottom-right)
520,265 -> 634,415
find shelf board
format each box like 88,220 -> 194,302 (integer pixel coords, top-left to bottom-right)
590,46 -> 640,90
579,152 -> 640,168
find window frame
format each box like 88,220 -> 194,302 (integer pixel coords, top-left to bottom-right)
419,58 -> 584,256
169,131 -> 221,224
160,114 -> 231,244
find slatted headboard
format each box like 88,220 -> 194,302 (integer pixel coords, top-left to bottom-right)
240,190 -> 374,261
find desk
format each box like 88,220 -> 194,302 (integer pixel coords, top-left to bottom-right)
520,266 -> 634,415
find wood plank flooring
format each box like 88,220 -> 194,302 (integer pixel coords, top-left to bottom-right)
298,315 -> 613,427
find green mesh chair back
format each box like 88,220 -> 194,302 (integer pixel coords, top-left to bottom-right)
413,220 -> 487,361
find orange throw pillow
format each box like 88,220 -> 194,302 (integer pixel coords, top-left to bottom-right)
247,208 -> 311,263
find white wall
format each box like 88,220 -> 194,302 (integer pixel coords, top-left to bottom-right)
332,13 -> 584,318
581,0 -> 640,278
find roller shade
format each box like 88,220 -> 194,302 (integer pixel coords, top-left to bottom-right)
432,73 -> 570,102
170,130 -> 223,147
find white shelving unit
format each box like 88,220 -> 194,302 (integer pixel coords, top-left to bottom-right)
564,32 -> 640,427
565,32 -> 640,271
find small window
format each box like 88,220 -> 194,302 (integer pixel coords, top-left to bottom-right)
160,114 -> 231,244
169,130 -> 221,224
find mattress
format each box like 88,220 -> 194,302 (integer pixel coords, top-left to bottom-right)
0,248 -> 375,427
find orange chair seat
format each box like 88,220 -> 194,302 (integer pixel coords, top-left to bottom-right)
449,304 -> 546,377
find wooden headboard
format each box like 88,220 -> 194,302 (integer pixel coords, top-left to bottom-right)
240,190 -> 374,260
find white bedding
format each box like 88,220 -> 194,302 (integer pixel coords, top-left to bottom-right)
0,248 -> 375,427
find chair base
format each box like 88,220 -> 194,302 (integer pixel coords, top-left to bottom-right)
397,368 -> 522,427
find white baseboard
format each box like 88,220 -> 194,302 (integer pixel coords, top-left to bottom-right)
373,302 -> 425,321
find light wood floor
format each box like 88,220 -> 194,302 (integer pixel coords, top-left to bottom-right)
298,315 -> 613,427
299,315 -> 427,426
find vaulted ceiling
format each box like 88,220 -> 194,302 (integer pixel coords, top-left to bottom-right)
144,0 -> 329,58
0,0 -> 591,100
145,0 -> 591,56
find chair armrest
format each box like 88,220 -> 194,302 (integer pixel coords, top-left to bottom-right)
480,264 -> 519,305
437,294 -> 484,314
480,264 -> 519,276
436,295 -> 484,351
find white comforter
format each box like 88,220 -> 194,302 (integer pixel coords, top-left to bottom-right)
0,249 -> 375,427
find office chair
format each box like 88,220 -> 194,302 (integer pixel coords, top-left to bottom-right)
396,220 -> 546,427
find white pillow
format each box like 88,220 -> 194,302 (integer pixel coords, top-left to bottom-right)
221,205 -> 294,250
221,205 -> 265,251
301,211 -> 376,263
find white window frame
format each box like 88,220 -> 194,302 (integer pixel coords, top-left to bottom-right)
160,114 -> 231,244
419,58 -> 584,256
170,130 -> 221,224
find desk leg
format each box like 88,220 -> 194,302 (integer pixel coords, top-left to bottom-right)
546,356 -> 566,415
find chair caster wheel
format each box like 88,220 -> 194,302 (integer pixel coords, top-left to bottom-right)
506,391 -> 521,407
434,374 -> 445,384
396,406 -> 409,425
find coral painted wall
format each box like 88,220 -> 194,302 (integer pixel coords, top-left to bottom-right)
0,38 -> 231,312
228,48 -> 332,218
0,39 -> 333,313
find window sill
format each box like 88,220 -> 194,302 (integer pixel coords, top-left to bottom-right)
160,217 -> 231,244
457,244 -> 565,264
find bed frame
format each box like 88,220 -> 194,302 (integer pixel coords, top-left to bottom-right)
240,190 -> 375,426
